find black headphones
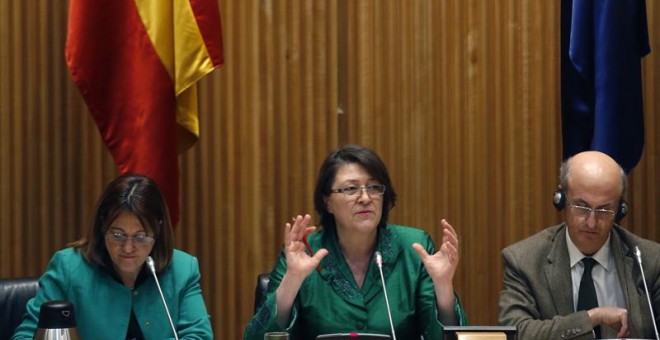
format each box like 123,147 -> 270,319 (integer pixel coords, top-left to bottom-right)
552,189 -> 628,223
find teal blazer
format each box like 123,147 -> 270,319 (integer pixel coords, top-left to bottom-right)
244,224 -> 468,340
12,248 -> 213,339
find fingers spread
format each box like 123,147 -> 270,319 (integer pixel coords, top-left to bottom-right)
288,214 -> 312,242
441,236 -> 458,254
412,243 -> 429,260
284,223 -> 293,244
442,241 -> 459,265
440,219 -> 457,234
313,248 -> 329,263
441,219 -> 459,249
303,226 -> 317,237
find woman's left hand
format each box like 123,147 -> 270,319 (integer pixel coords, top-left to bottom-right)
412,219 -> 459,286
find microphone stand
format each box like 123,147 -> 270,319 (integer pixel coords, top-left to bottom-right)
634,246 -> 660,340
147,256 -> 179,340
375,251 -> 397,340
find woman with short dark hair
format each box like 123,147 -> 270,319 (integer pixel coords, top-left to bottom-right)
245,144 -> 467,339
13,174 -> 213,340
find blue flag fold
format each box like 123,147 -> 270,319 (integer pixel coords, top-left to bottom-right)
560,0 -> 650,173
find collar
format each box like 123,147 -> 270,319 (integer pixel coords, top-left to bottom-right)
316,225 -> 401,303
566,228 -> 613,272
101,252 -> 150,289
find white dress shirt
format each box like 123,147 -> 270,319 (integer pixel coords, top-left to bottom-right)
566,230 -> 626,312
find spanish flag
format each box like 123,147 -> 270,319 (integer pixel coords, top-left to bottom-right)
66,0 -> 224,226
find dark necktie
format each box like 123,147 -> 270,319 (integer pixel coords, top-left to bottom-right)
577,257 -> 600,338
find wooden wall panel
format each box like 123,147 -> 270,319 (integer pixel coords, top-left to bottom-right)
0,0 -> 119,279
178,1 -> 339,338
1,0 -> 658,338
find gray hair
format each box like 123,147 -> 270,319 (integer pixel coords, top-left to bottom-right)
558,156 -> 628,196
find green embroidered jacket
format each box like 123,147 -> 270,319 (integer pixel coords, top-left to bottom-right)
244,224 -> 468,340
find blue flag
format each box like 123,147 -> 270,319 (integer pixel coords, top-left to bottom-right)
561,0 -> 650,173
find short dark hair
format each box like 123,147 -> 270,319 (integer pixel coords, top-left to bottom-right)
314,144 -> 397,230
71,174 -> 174,273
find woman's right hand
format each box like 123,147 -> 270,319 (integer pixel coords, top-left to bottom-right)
283,214 -> 328,279
275,214 -> 328,327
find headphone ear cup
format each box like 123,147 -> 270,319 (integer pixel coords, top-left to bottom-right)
615,200 -> 628,223
553,190 -> 566,211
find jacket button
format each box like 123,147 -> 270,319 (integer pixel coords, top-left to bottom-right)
144,321 -> 151,327
356,322 -> 364,329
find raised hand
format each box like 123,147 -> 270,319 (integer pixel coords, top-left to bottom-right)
412,219 -> 460,324
283,214 -> 328,279
412,219 -> 459,286
275,214 -> 328,327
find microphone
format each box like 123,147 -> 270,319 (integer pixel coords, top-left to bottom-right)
146,256 -> 179,340
375,251 -> 397,340
634,246 -> 660,340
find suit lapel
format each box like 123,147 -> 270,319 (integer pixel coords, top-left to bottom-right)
544,226 -> 575,315
612,230 -> 633,307
611,227 -> 645,336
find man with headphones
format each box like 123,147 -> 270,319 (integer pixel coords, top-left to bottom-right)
497,151 -> 660,339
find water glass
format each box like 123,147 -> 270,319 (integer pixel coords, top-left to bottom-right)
264,331 -> 289,340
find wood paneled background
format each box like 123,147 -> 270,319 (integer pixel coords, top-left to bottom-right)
1,1 -> 658,339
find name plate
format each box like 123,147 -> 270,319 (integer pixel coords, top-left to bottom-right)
456,332 -> 507,340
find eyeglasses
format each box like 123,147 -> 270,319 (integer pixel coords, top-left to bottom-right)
105,231 -> 155,246
330,184 -> 386,197
568,204 -> 616,221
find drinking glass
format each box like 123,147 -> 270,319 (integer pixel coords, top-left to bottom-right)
264,332 -> 289,340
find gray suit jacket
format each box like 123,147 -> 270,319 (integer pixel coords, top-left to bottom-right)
498,224 -> 660,339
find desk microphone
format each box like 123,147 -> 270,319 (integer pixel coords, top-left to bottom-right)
375,251 -> 396,340
146,256 -> 179,340
634,246 -> 659,340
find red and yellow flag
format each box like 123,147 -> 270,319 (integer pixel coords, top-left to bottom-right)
66,0 -> 223,226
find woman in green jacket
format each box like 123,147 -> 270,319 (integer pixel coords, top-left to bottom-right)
245,144 -> 467,339
12,174 -> 213,339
